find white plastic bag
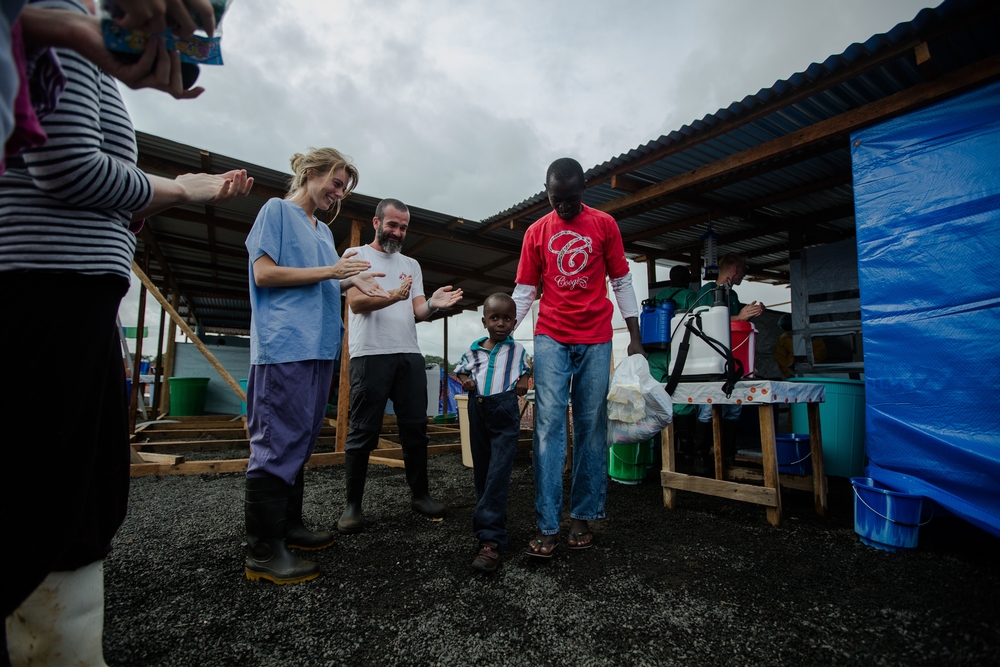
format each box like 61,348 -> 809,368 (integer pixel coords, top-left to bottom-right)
607,355 -> 646,423
607,356 -> 673,445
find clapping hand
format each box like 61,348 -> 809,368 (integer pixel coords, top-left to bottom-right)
392,276 -> 413,302
352,272 -> 390,298
177,169 -> 253,206
427,285 -> 463,311
331,251 -> 371,280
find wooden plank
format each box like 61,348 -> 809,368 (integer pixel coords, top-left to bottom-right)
137,439 -> 250,452
137,452 -> 185,465
136,436 -> 339,452
133,428 -> 248,440
130,458 -> 251,477
600,54 -> 1000,217
370,444 -> 463,459
660,471 -> 778,507
370,456 -> 406,468
727,467 -> 817,492
136,420 -> 243,431
808,402 -> 828,517
759,404 -> 783,527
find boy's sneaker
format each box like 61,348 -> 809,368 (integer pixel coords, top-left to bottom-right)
471,542 -> 500,573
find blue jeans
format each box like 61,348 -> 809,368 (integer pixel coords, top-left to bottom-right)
532,335 -> 612,535
468,389 -> 520,552
698,403 -> 741,422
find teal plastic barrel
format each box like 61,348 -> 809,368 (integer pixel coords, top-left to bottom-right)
168,377 -> 210,416
239,378 -> 249,416
789,377 -> 865,478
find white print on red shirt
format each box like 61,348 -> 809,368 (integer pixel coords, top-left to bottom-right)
548,230 -> 593,289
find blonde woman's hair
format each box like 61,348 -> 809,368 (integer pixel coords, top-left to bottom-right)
287,147 -> 359,222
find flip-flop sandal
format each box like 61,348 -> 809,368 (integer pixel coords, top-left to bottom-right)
525,536 -> 558,559
568,531 -> 594,550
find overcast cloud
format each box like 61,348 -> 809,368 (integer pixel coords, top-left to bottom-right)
118,0 -> 932,368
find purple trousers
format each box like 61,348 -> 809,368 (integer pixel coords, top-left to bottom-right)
246,359 -> 336,484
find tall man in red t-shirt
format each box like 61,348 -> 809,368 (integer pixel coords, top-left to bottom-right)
512,157 -> 644,558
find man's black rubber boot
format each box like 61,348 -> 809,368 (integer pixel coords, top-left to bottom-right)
286,469 -> 335,550
693,420 -> 715,477
337,450 -> 369,534
402,441 -> 446,520
245,475 -> 320,584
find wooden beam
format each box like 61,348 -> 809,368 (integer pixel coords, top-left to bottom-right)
600,54 -> 1000,217
660,471 -> 778,506
133,262 -> 247,403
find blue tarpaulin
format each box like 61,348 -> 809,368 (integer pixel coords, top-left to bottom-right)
851,80 -> 1000,538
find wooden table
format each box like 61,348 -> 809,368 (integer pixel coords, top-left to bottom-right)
660,380 -> 828,527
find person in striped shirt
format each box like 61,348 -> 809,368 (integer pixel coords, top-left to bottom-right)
454,293 -> 531,572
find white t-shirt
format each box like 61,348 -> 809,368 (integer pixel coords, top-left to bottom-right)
346,244 -> 424,358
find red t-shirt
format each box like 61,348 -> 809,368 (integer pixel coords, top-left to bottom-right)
515,204 -> 630,344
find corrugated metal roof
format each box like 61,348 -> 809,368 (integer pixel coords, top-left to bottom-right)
480,0 -> 1000,282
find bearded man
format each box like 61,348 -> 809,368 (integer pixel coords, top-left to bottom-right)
337,198 -> 463,533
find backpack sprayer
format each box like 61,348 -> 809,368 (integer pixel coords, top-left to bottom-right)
664,284 -> 744,398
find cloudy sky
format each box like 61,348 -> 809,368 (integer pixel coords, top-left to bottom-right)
118,0 -> 932,367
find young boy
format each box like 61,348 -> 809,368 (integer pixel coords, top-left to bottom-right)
454,293 -> 531,572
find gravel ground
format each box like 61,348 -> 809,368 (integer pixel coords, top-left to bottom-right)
105,448 -> 1000,666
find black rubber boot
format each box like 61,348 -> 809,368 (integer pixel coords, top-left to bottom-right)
337,450 -> 369,534
673,412 -> 697,470
286,469 -> 335,550
693,420 -> 715,477
403,441 -> 446,520
245,475 -> 320,584
721,419 -> 739,468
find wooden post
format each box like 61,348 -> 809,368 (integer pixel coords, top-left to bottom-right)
152,303 -> 166,420
441,316 -> 449,415
759,404 -> 783,527
646,256 -> 656,288
712,404 -> 723,480
336,219 -> 364,452
661,421 -> 676,508
129,260 -> 148,433
132,262 -> 246,401
807,402 -> 828,516
159,290 -> 180,415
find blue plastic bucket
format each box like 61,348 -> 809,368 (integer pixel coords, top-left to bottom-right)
776,434 -> 811,475
851,477 -> 925,552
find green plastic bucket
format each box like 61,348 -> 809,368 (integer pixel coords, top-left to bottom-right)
789,377 -> 866,478
609,439 -> 653,485
168,377 -> 210,416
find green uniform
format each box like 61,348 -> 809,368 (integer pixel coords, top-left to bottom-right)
693,281 -> 743,317
647,286 -> 696,415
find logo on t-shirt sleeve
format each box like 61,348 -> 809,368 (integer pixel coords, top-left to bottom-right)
548,230 -> 593,289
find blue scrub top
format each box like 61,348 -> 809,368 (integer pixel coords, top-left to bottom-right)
246,198 -> 344,364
